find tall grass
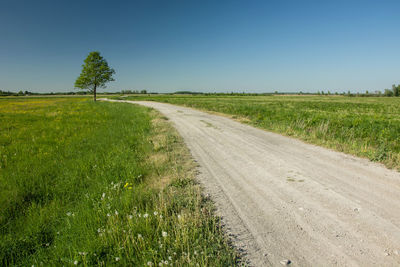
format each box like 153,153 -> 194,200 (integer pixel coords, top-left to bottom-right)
120,95 -> 400,170
0,98 -> 237,266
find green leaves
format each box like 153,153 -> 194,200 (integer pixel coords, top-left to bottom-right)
75,51 -> 115,92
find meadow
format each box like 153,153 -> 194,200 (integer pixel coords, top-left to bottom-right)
0,97 -> 237,266
120,94 -> 400,170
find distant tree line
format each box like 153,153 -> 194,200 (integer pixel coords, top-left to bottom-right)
1,84 -> 400,97
119,89 -> 150,94
383,84 -> 400,97
0,89 -> 156,96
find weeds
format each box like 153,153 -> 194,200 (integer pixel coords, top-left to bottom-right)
0,97 -> 237,266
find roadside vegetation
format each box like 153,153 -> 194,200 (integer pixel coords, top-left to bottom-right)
0,97 -> 237,266
119,94 -> 400,170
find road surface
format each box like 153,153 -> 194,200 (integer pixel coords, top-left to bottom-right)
104,99 -> 400,266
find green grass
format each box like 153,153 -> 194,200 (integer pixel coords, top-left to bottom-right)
0,97 -> 237,266
119,94 -> 400,170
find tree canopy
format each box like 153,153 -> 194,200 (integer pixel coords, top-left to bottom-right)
75,51 -> 115,101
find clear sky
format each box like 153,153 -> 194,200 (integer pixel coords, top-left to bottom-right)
1,0 -> 399,93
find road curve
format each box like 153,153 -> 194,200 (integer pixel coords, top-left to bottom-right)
105,99 -> 400,266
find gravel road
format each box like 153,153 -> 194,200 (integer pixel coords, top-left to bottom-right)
104,99 -> 400,266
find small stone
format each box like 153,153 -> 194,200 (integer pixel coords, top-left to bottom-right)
393,250 -> 399,255
298,207 -> 304,211
280,259 -> 291,265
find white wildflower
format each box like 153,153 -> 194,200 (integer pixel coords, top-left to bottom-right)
153,211 -> 158,216
107,213 -> 111,217
128,215 -> 133,219
143,213 -> 149,218
159,215 -> 163,219
162,231 -> 168,237
138,234 -> 143,239
74,260 -> 78,265
168,256 -> 172,261
147,262 -> 153,266
101,193 -> 106,199
177,215 -> 181,220
115,210 -> 119,216
115,257 -> 120,262
164,260 -> 169,265
66,212 -> 72,216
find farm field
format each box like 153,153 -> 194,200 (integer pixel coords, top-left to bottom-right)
119,95 -> 400,170
0,97 -> 237,266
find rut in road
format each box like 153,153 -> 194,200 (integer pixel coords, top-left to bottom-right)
105,99 -> 400,266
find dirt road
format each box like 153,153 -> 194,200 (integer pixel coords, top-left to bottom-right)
105,99 -> 400,266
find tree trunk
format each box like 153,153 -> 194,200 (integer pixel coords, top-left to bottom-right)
94,85 -> 97,102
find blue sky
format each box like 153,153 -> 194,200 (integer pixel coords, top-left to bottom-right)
1,0 -> 399,93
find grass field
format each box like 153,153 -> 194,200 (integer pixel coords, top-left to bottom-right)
0,97 -> 237,266
119,95 -> 400,170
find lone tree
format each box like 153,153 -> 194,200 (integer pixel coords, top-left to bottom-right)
75,51 -> 115,101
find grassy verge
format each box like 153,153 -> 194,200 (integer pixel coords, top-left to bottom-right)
117,94 -> 400,170
0,97 -> 237,266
